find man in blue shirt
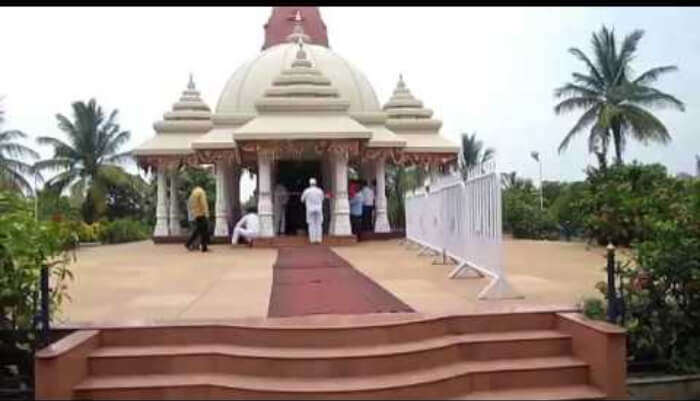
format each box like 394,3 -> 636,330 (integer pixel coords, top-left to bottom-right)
349,180 -> 364,236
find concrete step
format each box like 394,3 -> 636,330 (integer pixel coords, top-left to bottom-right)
75,356 -> 589,400
455,385 -> 606,400
89,330 -> 572,377
98,312 -> 558,348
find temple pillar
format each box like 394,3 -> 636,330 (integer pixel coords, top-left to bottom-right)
321,156 -> 332,235
168,168 -> 182,236
374,156 -> 391,233
330,151 -> 351,236
214,161 -> 229,237
154,165 -> 169,237
257,153 -> 274,237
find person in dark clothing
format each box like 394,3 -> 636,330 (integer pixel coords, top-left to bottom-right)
185,186 -> 210,252
361,179 -> 375,232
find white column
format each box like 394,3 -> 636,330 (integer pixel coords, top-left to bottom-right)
330,151 -> 352,236
257,153 -> 274,237
154,165 -> 169,237
214,161 -> 229,237
321,157 -> 331,235
223,166 -> 232,222
374,157 -> 391,233
169,169 -> 182,236
327,155 -> 336,235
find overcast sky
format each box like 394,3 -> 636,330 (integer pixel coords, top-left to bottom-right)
1,7 -> 698,201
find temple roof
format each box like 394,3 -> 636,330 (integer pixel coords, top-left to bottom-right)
135,8 -> 459,159
235,38 -> 371,141
382,75 -> 458,153
134,75 -> 212,156
262,7 -> 329,50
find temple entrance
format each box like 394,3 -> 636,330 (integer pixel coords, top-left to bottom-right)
275,160 -> 323,236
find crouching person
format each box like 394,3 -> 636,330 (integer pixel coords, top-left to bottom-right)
231,206 -> 260,247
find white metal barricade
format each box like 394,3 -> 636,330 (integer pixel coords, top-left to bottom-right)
404,163 -> 521,300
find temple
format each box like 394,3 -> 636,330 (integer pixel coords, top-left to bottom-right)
133,7 -> 460,242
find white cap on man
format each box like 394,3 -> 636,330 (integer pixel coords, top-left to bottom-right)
309,178 -> 317,186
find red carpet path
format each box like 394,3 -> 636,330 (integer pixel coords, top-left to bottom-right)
267,245 -> 415,318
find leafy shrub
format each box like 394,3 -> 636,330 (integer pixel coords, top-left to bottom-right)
550,182 -> 589,241
79,222 -> 103,243
0,191 -> 76,392
578,162 -> 678,246
593,177 -> 700,373
36,189 -> 81,222
581,297 -> 606,320
98,218 -> 149,244
503,187 -> 559,240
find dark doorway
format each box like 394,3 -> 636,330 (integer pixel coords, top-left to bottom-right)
276,160 -> 323,236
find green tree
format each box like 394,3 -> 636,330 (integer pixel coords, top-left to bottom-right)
459,132 -> 494,179
104,168 -> 151,222
0,101 -> 39,195
386,165 -> 428,229
555,26 -> 685,166
35,99 -> 132,223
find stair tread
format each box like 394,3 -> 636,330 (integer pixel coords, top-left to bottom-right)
455,385 -> 606,400
91,330 -> 570,360
76,356 -> 587,393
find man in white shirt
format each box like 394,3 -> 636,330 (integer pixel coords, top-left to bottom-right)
231,206 -> 260,246
273,182 -> 289,235
300,177 -> 324,244
361,180 -> 375,232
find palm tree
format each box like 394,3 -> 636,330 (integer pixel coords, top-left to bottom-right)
0,100 -> 39,194
459,132 -> 494,179
555,26 -> 685,166
35,99 -> 131,223
500,171 -> 534,192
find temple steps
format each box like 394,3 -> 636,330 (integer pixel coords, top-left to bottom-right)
36,311 -> 626,399
455,385 -> 606,400
74,357 -> 589,399
87,330 -> 573,377
97,312 -> 558,348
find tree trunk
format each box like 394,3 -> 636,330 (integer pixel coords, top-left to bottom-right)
612,123 -> 624,165
595,151 -> 608,171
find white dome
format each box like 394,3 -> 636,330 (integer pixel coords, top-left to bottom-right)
216,43 -> 381,115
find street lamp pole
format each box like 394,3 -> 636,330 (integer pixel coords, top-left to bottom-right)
538,158 -> 543,210
531,151 -> 543,210
34,170 -> 39,221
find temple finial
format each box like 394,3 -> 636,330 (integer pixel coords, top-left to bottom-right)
187,72 -> 195,90
398,73 -> 405,88
296,36 -> 306,58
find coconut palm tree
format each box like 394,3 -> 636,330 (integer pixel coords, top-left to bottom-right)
500,171 -> 534,192
555,26 -> 685,166
459,132 -> 494,179
35,98 -> 131,223
0,101 -> 39,194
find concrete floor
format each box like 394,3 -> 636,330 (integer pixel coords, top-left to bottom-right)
57,239 -> 610,326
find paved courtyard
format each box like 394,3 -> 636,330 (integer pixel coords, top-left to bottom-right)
56,239 -> 611,326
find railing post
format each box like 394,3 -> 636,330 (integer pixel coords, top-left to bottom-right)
39,265 -> 50,348
606,243 -> 617,323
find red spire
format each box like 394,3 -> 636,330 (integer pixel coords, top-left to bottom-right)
262,7 -> 329,50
